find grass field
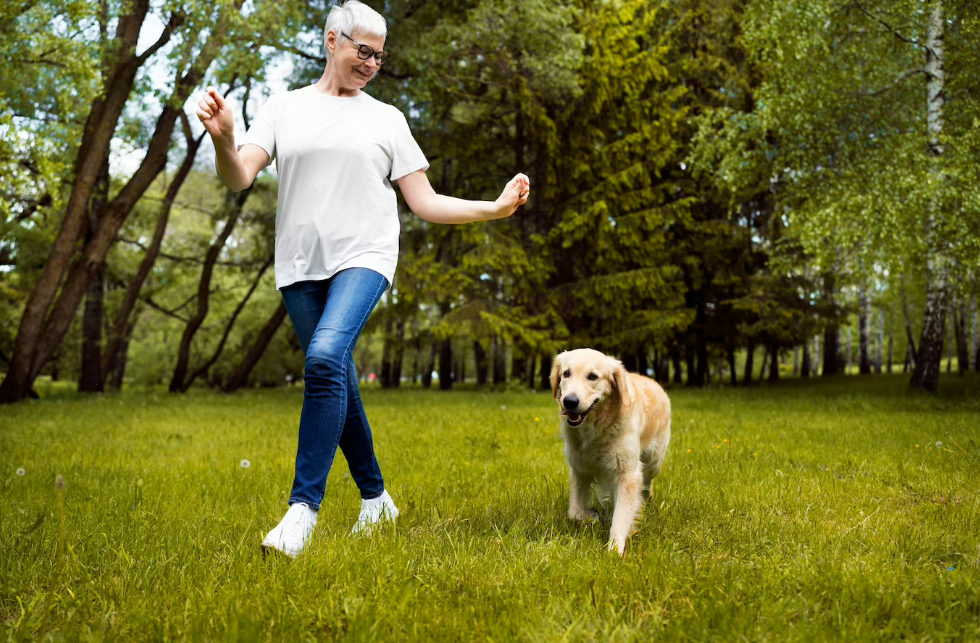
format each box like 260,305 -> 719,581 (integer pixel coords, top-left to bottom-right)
2,375 -> 979,641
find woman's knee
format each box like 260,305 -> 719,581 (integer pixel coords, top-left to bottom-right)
305,339 -> 347,382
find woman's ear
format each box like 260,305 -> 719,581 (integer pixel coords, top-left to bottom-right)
612,361 -> 631,409
550,354 -> 563,399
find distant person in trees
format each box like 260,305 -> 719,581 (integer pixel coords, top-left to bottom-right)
196,0 -> 529,557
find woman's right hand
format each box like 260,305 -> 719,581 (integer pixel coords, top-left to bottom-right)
196,86 -> 235,142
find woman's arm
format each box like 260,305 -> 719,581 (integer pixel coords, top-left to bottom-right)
196,86 -> 269,192
397,170 -> 530,224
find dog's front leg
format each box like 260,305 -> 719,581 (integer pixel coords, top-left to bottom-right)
608,470 -> 643,556
568,469 -> 597,522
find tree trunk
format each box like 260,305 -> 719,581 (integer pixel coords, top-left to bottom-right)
910,0 -> 948,392
492,335 -> 506,384
670,343 -> 683,384
859,284 -> 872,375
953,291 -> 968,375
822,327 -> 841,377
768,345 -> 780,381
901,279 -> 918,369
390,319 -> 405,387
79,158 -> 111,393
438,336 -> 453,390
887,312 -> 894,374
877,308 -> 885,374
638,350 -> 648,377
812,334 -> 820,377
511,345 -> 527,384
108,333 -> 131,391
185,255 -> 272,390
380,315 -> 394,388
539,353 -> 553,391
801,342 -> 811,378
102,120 -> 205,389
743,341 -> 755,386
222,302 -> 288,393
0,7 -> 236,404
0,0 -> 157,404
726,346 -> 737,385
946,299 -> 954,373
423,343 -> 436,388
652,349 -> 665,382
970,293 -> 978,372
474,340 -> 489,386
685,333 -> 701,388
413,338 -> 421,384
621,353 -> 637,372
457,340 -> 467,384
169,187 -> 250,393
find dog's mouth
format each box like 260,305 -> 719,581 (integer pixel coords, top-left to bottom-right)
561,400 -> 598,427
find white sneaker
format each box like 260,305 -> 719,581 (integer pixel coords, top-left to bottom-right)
261,502 -> 317,558
351,490 -> 399,535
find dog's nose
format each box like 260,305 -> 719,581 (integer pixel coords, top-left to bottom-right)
563,395 -> 579,410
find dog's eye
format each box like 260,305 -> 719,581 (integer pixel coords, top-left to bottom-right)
587,373 -> 598,381
562,370 -> 571,379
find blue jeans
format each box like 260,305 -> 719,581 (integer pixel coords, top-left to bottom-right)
280,268 -> 389,509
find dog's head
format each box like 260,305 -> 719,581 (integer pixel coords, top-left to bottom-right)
550,348 -> 631,427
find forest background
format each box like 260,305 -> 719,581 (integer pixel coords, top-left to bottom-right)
3,0 -> 980,402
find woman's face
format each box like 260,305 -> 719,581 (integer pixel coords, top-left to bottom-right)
328,30 -> 385,91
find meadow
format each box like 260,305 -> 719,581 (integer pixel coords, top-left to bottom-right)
1,375 -> 979,642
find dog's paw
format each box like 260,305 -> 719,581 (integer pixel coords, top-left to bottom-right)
569,508 -> 600,523
608,534 -> 629,558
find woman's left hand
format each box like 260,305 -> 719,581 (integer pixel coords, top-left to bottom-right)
495,174 -> 531,218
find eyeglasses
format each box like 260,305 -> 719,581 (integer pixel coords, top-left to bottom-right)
341,32 -> 390,65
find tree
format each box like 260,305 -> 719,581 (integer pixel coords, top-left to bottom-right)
691,0 -> 980,392
0,0 -> 300,403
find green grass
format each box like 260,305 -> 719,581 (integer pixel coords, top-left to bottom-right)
2,375 -> 979,642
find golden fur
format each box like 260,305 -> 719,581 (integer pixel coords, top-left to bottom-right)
550,348 -> 671,556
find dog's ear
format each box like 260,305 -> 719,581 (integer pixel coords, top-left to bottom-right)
550,354 -> 563,399
612,361 -> 631,409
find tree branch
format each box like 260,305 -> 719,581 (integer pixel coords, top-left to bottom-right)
849,0 -> 937,58
844,68 -> 934,97
140,295 -> 191,323
184,254 -> 273,388
135,11 -> 183,64
15,192 -> 52,222
273,41 -> 325,65
115,236 -> 264,269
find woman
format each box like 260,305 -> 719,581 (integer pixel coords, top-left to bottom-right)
196,0 -> 529,557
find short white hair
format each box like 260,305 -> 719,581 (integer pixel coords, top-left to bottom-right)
324,1 -> 387,61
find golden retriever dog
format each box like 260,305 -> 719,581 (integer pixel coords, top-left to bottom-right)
551,348 -> 671,556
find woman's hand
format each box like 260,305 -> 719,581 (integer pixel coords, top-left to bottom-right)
495,173 -> 531,218
196,86 -> 235,143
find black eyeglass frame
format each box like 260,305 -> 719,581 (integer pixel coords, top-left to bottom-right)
341,32 -> 390,65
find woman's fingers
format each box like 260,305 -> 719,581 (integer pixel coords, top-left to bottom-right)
207,86 -> 226,109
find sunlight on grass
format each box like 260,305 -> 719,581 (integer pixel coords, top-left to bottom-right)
2,375 -> 979,641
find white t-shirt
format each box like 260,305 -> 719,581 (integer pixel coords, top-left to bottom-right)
242,85 -> 429,289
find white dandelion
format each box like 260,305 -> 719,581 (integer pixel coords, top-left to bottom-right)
935,441 -> 943,448
16,468 -> 25,477
240,459 -> 251,469
500,405 -> 507,410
